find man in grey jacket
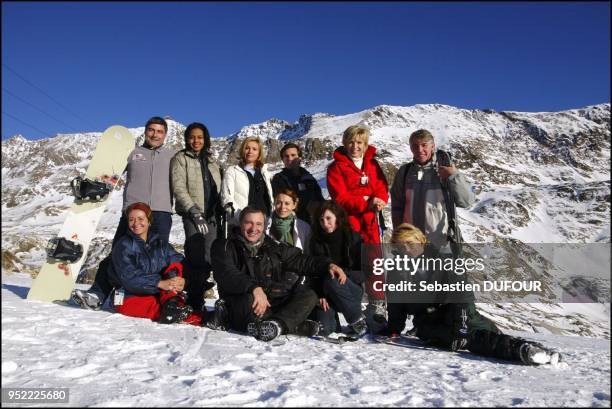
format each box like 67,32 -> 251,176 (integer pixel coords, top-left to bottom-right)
72,116 -> 177,310
390,129 -> 474,250
112,116 -> 176,244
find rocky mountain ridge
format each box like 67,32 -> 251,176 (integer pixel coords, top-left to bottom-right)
2,103 -> 610,337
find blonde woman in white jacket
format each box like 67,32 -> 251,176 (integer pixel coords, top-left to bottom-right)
221,137 -> 274,225
266,189 -> 311,254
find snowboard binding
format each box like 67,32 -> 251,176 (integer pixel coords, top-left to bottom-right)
46,237 -> 83,263
71,177 -> 112,201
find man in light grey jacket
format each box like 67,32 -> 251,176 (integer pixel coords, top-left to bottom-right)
390,129 -> 475,250
387,130 -> 477,348
112,116 -> 177,244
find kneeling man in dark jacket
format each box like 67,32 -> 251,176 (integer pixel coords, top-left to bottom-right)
211,206 -> 347,341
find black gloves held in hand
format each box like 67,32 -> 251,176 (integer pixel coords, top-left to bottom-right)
188,206 -> 208,235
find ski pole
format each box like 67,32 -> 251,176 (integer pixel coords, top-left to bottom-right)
377,209 -> 388,319
223,202 -> 235,239
377,210 -> 386,239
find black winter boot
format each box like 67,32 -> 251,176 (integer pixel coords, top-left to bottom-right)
247,319 -> 283,342
71,289 -> 101,310
204,299 -> 229,331
295,320 -> 321,337
347,316 -> 368,338
519,341 -> 561,365
159,298 -> 193,324
364,299 -> 387,334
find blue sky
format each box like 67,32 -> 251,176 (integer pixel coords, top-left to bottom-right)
2,2 -> 610,140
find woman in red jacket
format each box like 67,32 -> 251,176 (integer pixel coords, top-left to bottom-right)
327,125 -> 389,331
327,125 -> 389,245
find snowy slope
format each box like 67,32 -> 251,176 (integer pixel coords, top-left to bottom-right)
2,273 -> 610,407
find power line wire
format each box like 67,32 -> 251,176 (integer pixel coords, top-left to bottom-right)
2,63 -> 94,128
2,88 -> 81,133
2,111 -> 54,137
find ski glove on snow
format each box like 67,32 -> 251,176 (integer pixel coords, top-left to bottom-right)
189,206 -> 208,235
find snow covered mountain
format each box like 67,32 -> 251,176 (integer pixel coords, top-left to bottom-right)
2,103 -> 610,338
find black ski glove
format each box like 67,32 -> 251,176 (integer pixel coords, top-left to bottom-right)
449,303 -> 470,351
188,206 -> 208,235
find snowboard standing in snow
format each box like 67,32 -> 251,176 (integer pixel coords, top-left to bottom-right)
27,125 -> 135,302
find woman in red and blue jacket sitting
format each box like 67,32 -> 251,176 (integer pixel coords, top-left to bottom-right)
108,202 -> 199,325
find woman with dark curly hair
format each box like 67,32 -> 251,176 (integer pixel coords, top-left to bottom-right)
170,122 -> 222,310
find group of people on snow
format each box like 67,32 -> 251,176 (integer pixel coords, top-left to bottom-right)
70,116 -> 561,365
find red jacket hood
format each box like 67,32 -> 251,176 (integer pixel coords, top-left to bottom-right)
333,145 -> 378,164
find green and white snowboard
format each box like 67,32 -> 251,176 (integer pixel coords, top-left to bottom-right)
27,125 -> 135,302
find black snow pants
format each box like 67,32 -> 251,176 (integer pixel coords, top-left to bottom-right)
412,303 -> 525,361
224,285 -> 318,334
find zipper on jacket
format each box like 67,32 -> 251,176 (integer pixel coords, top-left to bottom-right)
148,148 -> 154,208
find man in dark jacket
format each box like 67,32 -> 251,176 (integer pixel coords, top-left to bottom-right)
211,206 -> 347,341
271,143 -> 324,225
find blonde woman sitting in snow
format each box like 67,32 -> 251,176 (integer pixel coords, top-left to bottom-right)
379,223 -> 562,365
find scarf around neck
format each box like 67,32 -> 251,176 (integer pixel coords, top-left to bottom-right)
271,213 -> 295,245
237,233 -> 264,257
351,156 -> 364,170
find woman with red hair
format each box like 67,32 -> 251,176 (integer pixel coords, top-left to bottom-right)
107,202 -> 200,325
